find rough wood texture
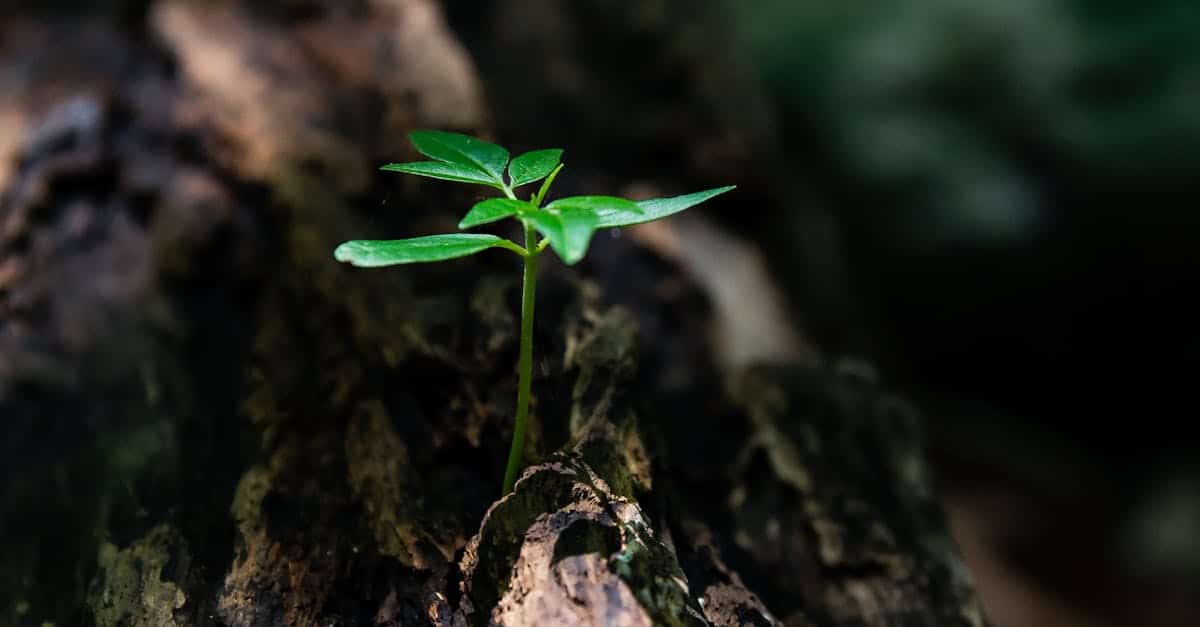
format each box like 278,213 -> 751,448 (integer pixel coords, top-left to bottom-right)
1,2 -> 986,626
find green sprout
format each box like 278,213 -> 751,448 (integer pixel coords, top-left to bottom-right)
334,131 -> 734,494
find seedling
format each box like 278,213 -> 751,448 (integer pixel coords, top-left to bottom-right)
335,131 -> 734,494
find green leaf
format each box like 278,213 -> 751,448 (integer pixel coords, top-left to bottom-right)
409,130 -> 509,183
546,195 -> 642,213
380,161 -> 499,186
594,186 -> 736,228
508,149 -> 563,188
334,234 -> 512,267
524,208 -> 599,265
546,195 -> 642,224
459,198 -> 532,229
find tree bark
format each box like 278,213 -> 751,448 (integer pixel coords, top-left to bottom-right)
0,2 -> 986,626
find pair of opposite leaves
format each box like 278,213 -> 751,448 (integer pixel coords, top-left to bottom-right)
334,130 -> 734,267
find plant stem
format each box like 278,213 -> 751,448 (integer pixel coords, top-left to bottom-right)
533,164 -> 564,207
502,223 -> 539,494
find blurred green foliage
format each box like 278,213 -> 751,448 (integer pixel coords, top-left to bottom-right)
728,0 -> 1200,247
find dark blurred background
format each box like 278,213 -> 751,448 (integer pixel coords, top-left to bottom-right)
4,1 -> 1199,625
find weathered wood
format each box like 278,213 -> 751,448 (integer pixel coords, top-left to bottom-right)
1,2 -> 986,626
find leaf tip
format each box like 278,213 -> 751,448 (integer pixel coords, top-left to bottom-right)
552,245 -> 586,266
333,241 -> 356,263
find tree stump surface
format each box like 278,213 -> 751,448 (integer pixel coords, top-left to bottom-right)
0,2 -> 986,626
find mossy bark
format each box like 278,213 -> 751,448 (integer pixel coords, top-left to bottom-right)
1,2 -> 985,626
